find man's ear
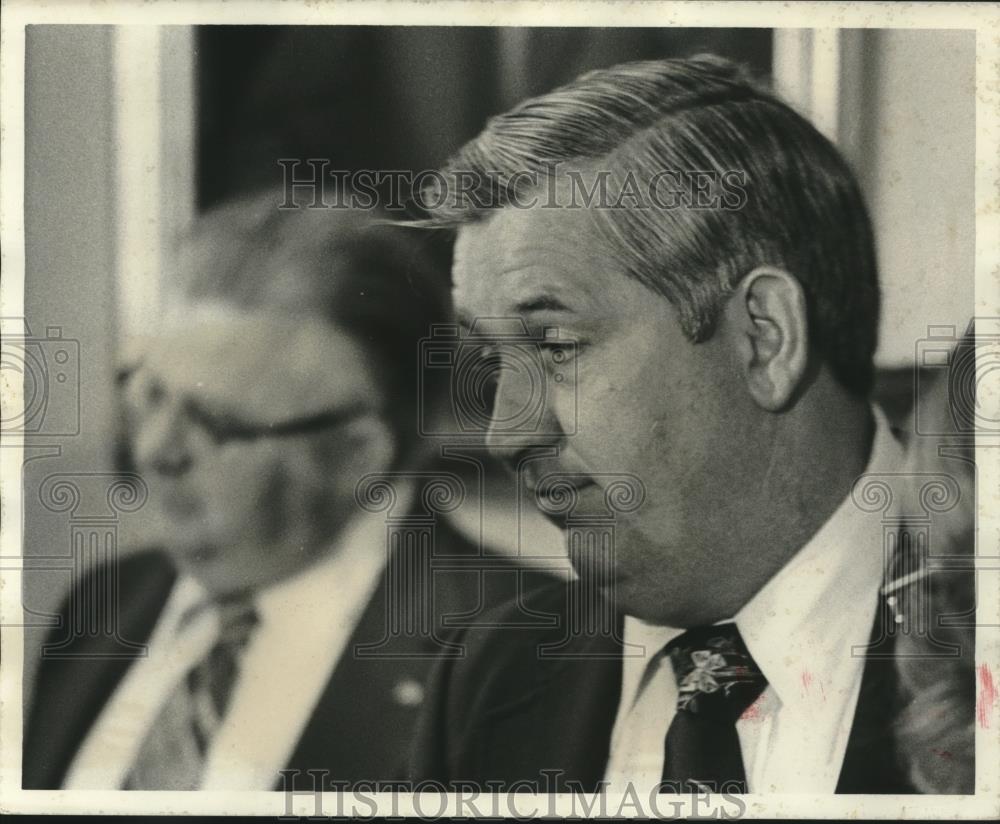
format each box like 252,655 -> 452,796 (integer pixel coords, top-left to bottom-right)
723,266 -> 809,412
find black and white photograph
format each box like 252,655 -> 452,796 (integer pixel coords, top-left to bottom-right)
1,0 -> 998,819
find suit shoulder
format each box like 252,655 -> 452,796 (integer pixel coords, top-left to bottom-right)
475,576 -> 570,630
53,548 -> 174,611
445,578 -> 571,697
41,548 -> 177,661
429,516 -> 564,620
117,548 -> 176,586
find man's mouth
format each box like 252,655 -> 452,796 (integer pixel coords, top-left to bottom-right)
155,486 -> 203,519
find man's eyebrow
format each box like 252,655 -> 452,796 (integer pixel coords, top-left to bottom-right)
455,295 -> 575,330
514,295 -> 573,314
115,360 -> 145,386
182,396 -> 373,438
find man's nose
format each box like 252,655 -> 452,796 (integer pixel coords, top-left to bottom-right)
131,405 -> 194,477
484,366 -> 564,454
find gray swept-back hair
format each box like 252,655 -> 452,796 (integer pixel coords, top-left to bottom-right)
175,187 -> 451,451
422,55 -> 880,396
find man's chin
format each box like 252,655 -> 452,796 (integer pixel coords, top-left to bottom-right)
166,542 -> 230,590
567,542 -> 624,586
169,546 -> 258,600
564,558 -> 679,625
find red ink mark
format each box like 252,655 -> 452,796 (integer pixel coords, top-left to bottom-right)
800,671 -> 827,702
740,694 -> 764,722
977,664 -> 997,729
931,748 -> 953,759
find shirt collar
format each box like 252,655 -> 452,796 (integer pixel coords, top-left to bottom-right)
619,619 -> 685,711
174,480 -> 414,634
252,501 -> 392,630
733,405 -> 904,707
619,406 -> 904,710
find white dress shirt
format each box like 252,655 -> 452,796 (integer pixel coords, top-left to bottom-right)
64,501 -> 399,790
604,408 -> 904,794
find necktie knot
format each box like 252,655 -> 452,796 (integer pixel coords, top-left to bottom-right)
214,596 -> 259,648
666,623 -> 766,721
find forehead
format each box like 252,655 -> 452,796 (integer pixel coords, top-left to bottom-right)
453,206 -> 612,312
450,204 -> 687,350
127,304 -> 380,418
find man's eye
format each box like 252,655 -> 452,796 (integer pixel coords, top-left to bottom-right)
457,343 -> 503,372
145,380 -> 166,406
541,342 -> 576,364
194,417 -> 234,445
184,403 -> 257,445
120,371 -> 163,417
201,419 -> 238,445
473,343 -> 499,361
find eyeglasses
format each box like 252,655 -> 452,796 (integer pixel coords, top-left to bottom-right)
119,365 -> 380,447
181,400 -> 375,445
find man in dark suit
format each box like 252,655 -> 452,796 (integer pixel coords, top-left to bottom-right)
408,55 -> 975,795
22,190 -> 551,790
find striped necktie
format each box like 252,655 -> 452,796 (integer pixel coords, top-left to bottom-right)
124,597 -> 258,790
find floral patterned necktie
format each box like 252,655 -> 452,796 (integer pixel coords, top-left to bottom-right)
660,623 -> 767,794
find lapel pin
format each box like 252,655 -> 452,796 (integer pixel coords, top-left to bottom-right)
392,679 -> 424,707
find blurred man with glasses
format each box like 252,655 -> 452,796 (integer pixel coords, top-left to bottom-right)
22,188 -> 549,790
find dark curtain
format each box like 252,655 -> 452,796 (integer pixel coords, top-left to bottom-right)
197,26 -> 773,208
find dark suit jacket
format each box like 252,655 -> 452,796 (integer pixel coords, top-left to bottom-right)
22,517 -> 554,790
409,576 -> 975,794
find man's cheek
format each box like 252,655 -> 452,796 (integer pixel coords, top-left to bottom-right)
575,388 -> 647,469
571,364 -> 617,423
548,386 -> 580,438
237,459 -> 292,546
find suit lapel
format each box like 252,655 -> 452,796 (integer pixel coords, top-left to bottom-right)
280,561 -> 437,787
22,552 -> 176,789
467,585 -> 916,794
283,517 -> 490,788
471,599 -> 624,791
835,591 -> 914,793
